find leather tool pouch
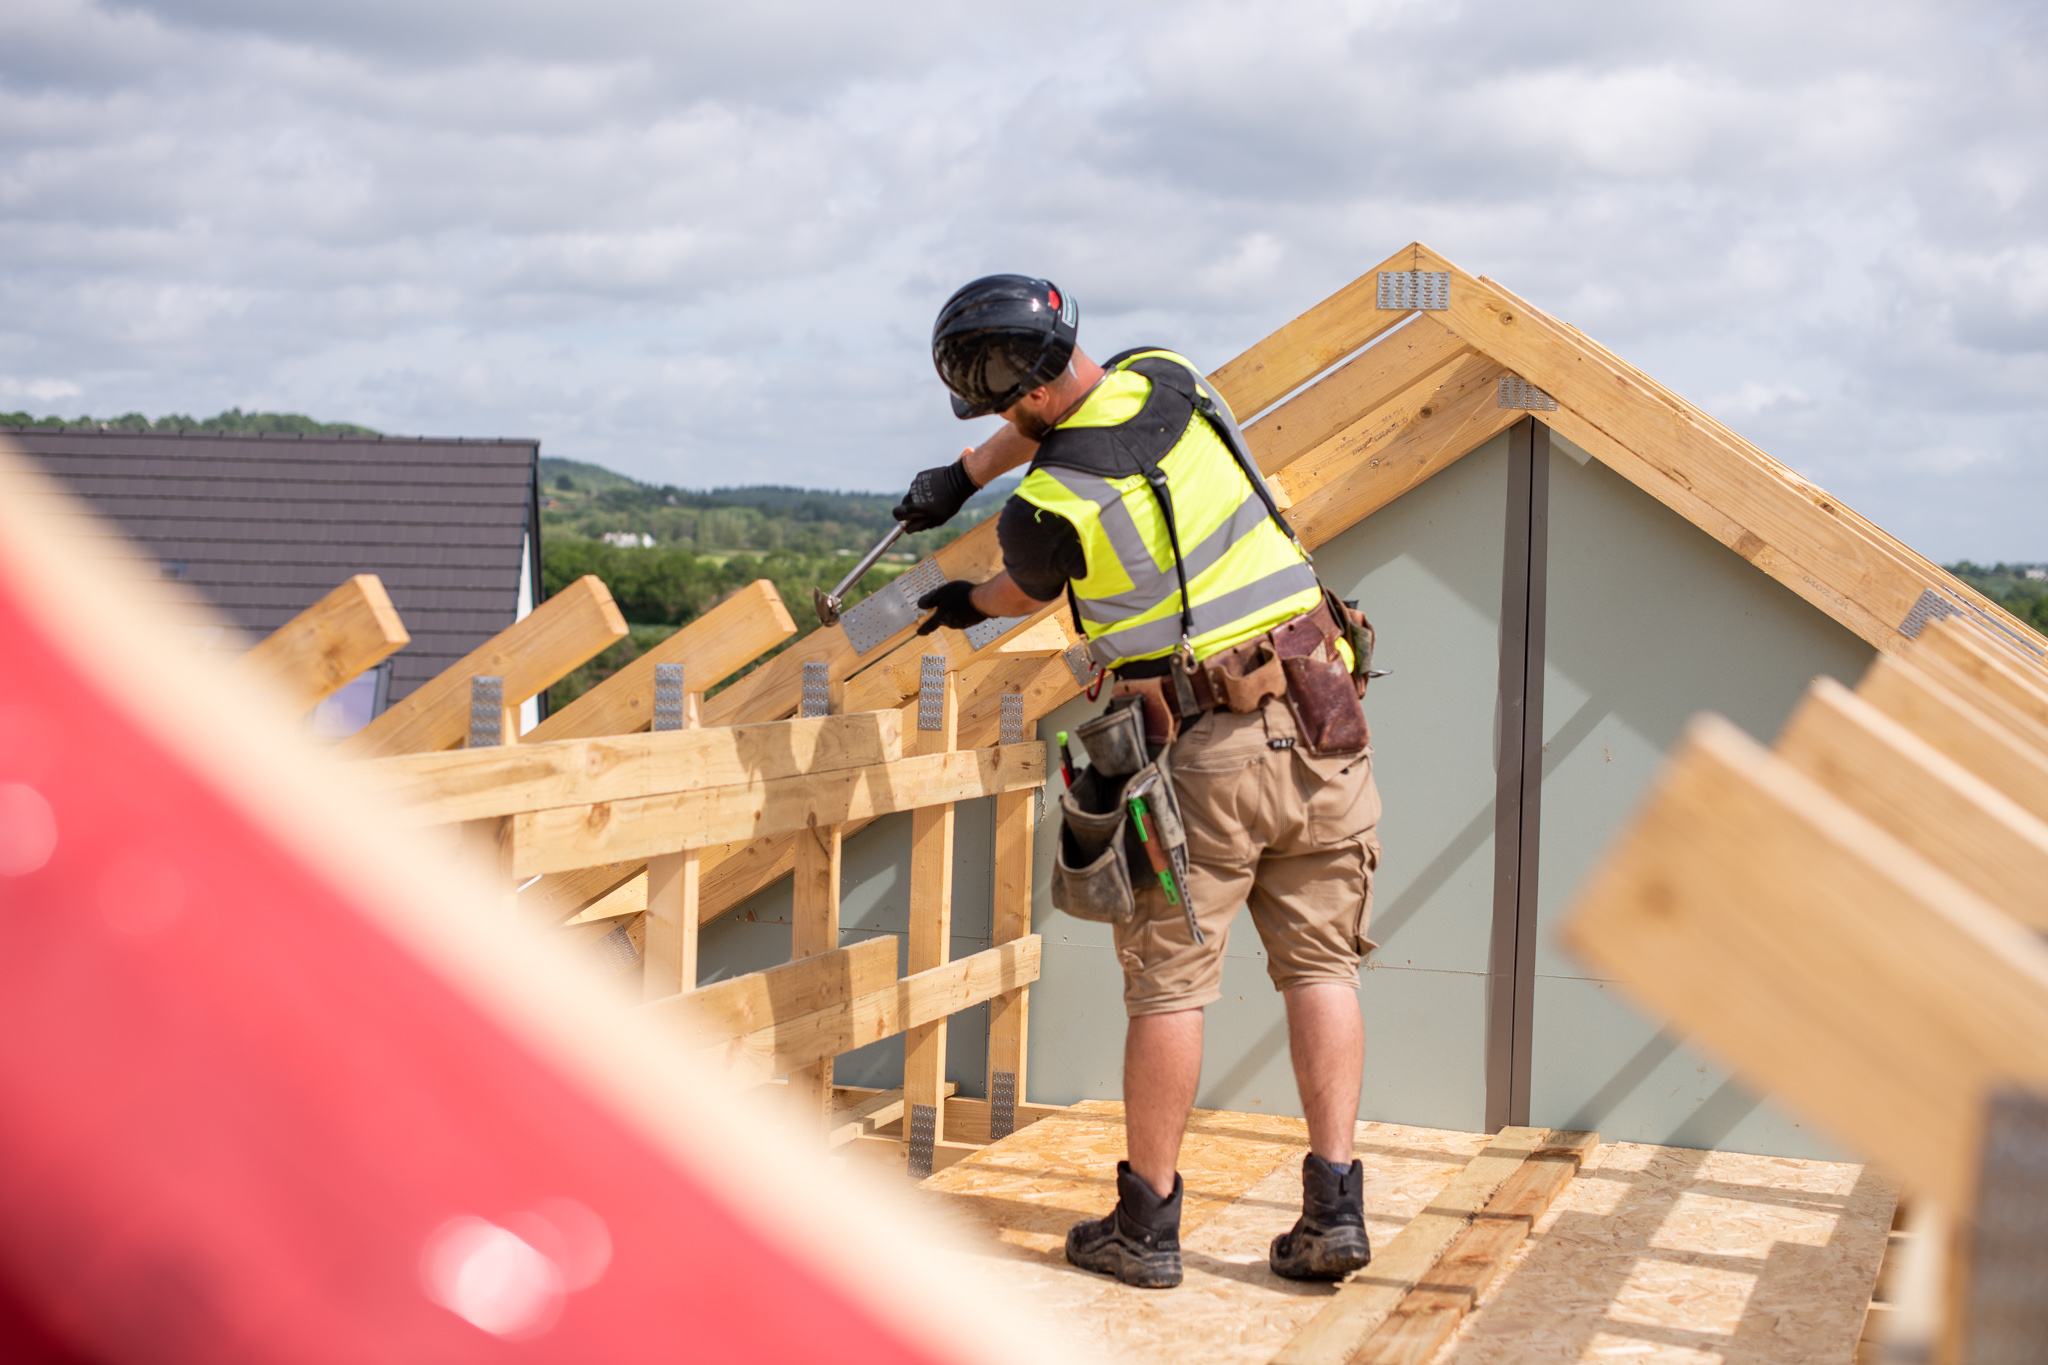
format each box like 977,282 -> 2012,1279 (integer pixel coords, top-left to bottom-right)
1278,592 -> 1371,757
1051,698 -> 1198,940
1281,655 -> 1369,757
1207,639 -> 1286,713
1111,675 -> 1180,746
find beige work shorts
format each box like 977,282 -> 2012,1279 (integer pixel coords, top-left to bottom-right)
1112,698 -> 1381,1016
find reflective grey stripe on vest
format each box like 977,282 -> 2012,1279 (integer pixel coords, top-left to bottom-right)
1087,560 -> 1320,665
1054,471 -> 1272,624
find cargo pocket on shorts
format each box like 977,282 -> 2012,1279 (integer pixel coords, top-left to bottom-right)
1353,832 -> 1380,960
1301,747 -> 1381,847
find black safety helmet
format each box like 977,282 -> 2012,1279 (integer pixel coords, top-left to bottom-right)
931,274 -> 1079,419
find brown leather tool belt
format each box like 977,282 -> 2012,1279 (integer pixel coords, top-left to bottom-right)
1111,600 -> 1350,742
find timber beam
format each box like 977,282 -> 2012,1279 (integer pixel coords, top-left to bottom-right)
510,741 -> 1044,877
653,936 -> 1043,1088
361,710 -> 904,824
341,574 -> 628,757
1562,713 -> 2048,1217
241,573 -> 408,711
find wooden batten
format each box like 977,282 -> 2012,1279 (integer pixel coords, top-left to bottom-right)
508,742 -> 1043,878
1207,241 -> 1458,421
683,938 -> 1042,1089
1349,1132 -> 1598,1365
1562,713 -> 2048,1217
1275,1128 -> 1597,1365
363,710 -> 905,824
340,574 -> 628,758
1283,353 -> 1518,550
1244,313 -> 1473,475
240,573 -> 409,711
526,578 -> 794,743
642,689 -> 702,1002
903,665 -> 960,1156
1914,617 -> 2048,731
1776,678 -> 2048,931
651,935 -> 898,1040
1856,655 -> 2048,824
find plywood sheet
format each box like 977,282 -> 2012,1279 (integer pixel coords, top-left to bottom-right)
1429,1141 -> 1895,1365
923,1100 -> 1492,1365
922,1104 -> 1894,1365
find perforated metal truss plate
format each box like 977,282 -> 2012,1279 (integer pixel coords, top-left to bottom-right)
907,1103 -> 938,1179
1498,376 -> 1558,411
652,662 -> 686,731
989,1071 -> 1018,1141
1061,642 -> 1098,689
840,557 -> 948,655
1899,587 -> 2048,660
596,923 -> 640,975
964,614 -> 1027,651
799,661 -> 831,718
1967,1089 -> 2048,1363
1377,270 -> 1449,311
999,693 -> 1025,746
918,655 -> 948,731
467,676 -> 503,748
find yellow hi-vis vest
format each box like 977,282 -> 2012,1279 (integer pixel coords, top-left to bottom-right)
1015,349 -> 1320,670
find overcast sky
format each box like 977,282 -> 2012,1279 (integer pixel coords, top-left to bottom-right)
2,0 -> 2042,559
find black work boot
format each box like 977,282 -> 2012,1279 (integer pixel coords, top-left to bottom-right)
1065,1161 -> 1184,1288
1270,1152 -> 1371,1280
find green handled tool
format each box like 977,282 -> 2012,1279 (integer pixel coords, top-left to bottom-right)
1128,796 -> 1180,905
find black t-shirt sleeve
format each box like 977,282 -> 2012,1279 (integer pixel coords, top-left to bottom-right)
997,495 -> 1088,603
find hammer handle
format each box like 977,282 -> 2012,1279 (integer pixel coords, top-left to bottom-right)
826,522 -> 909,602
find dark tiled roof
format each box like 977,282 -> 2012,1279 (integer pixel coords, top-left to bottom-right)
8,428 -> 540,705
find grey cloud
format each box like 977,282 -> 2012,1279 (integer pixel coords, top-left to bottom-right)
1,0 -> 2045,555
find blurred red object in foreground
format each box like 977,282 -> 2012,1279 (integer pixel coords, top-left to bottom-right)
0,450 -> 968,1364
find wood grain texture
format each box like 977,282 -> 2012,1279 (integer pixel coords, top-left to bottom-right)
689,937 -> 1041,1087
1915,617 -> 2048,730
1207,241 -> 1444,421
340,574 -> 628,757
788,819 -> 845,1124
1351,1133 -> 1597,1365
510,741 -> 1043,876
1283,354 -> 1519,550
1776,678 -> 2048,931
1244,315 -> 1473,476
642,692 -> 701,1003
904,667 -> 960,1143
526,578 -> 793,743
986,785 -> 1035,1106
1272,1127 -> 1553,1365
1856,655 -> 2048,823
648,934 -> 895,1039
363,710 -> 903,824
1561,713 -> 2048,1214
240,573 -> 408,711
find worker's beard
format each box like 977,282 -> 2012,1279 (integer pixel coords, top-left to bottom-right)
1009,406 -> 1054,441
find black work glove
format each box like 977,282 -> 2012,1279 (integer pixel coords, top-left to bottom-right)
916,580 -> 989,635
893,459 -> 977,533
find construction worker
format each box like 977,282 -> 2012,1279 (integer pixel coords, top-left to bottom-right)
895,275 -> 1381,1290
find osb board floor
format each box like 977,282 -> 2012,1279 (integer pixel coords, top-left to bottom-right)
921,1101 -> 1897,1365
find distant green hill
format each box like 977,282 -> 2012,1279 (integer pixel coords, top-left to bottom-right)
536,455 -> 1021,710
0,407 -> 379,436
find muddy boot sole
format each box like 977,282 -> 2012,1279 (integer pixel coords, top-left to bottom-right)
1269,1222 -> 1372,1281
1066,1215 -> 1184,1289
